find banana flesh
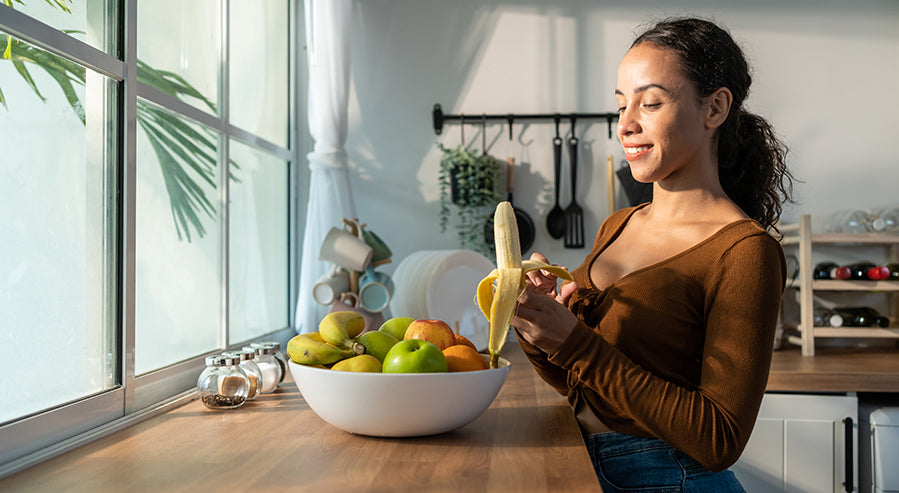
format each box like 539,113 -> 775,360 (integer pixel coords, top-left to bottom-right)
476,201 -> 572,368
287,332 -> 358,366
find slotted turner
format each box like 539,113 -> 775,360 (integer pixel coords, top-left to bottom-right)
564,133 -> 584,248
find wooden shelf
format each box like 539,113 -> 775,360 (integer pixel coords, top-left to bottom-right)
812,280 -> 899,291
779,214 -> 899,356
813,327 -> 899,338
781,233 -> 899,246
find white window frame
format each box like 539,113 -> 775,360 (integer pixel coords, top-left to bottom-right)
0,0 -> 304,476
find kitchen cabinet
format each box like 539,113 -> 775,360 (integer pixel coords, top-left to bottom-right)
734,393 -> 858,493
780,214 -> 899,356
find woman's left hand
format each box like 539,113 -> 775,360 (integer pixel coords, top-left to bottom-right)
512,280 -> 579,354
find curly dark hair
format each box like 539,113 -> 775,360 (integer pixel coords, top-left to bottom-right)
632,17 -> 795,231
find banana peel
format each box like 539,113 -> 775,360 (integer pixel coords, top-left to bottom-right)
477,202 -> 572,367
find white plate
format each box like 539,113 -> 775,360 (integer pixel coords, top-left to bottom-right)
425,250 -> 495,352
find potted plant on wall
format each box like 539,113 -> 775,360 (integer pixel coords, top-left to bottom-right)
437,143 -> 503,256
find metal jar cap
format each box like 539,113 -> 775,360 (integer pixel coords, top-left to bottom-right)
223,349 -> 255,361
205,354 -> 241,367
253,346 -> 275,356
251,341 -> 281,351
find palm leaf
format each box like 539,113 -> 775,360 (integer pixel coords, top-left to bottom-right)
1,4 -> 240,241
138,114 -> 216,241
137,60 -> 216,114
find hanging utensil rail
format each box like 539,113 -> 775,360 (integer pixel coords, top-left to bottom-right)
432,103 -> 619,139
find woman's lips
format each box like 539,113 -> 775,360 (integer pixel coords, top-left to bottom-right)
623,144 -> 652,161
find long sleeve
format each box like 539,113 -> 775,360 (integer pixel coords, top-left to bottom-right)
551,233 -> 784,471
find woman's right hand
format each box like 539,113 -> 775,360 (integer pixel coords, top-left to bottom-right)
524,252 -> 569,297
513,252 -> 579,353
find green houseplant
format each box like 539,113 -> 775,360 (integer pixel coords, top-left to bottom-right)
437,143 -> 503,256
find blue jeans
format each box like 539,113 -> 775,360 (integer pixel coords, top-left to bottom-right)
583,432 -> 745,493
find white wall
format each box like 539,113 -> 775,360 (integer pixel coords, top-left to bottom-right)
341,0 -> 899,273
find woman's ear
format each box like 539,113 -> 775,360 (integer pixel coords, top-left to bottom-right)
705,87 -> 733,129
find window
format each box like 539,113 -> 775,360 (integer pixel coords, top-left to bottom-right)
0,0 -> 300,475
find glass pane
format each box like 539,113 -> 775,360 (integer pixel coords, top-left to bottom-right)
229,0 -> 288,148
0,33 -> 118,424
137,0 -> 220,115
229,140 -> 289,342
3,0 -> 118,56
135,101 -> 221,375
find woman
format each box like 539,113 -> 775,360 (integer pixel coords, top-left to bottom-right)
513,17 -> 793,492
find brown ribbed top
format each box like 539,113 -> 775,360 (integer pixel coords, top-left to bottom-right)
518,205 -> 786,472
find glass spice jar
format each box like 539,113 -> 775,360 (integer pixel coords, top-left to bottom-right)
223,349 -> 263,401
197,354 -> 249,410
251,342 -> 288,384
245,346 -> 281,394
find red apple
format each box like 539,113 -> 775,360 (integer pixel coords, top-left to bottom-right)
404,319 -> 455,351
382,339 -> 448,373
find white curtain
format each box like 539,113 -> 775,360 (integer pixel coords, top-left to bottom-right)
295,0 -> 355,333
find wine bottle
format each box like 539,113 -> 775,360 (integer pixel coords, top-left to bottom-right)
826,209 -> 874,233
866,265 -> 891,281
886,263 -> 899,281
833,307 -> 891,328
813,307 -> 843,327
870,207 -> 899,233
831,265 -> 852,280
848,262 -> 877,280
812,262 -> 852,280
813,262 -> 838,280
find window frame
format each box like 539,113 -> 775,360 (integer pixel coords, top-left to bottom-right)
0,0 -> 303,476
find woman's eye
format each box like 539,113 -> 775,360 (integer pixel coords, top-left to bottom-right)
643,103 -> 662,110
617,105 -> 627,114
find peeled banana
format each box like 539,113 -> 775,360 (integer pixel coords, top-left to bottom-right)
287,332 -> 358,366
477,201 -> 572,368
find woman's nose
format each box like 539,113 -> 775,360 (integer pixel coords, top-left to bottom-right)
617,107 -> 640,138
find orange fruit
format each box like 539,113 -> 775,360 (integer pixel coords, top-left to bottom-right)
443,345 -> 489,372
453,334 -> 477,351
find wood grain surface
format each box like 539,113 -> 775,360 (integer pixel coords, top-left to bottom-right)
768,346 -> 899,392
0,338 -> 602,492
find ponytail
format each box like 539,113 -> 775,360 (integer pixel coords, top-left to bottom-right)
718,110 -> 792,231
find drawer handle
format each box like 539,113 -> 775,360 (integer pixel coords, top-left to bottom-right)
843,417 -> 854,493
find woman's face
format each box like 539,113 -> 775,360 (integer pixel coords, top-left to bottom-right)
615,43 -> 713,185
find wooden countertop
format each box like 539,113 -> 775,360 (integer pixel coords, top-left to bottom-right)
767,346 -> 899,393
0,339 -> 602,492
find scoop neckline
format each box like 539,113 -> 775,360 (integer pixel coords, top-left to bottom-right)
584,205 -> 755,292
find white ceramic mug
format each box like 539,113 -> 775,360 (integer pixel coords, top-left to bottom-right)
312,265 -> 350,306
358,267 -> 394,313
319,227 -> 373,272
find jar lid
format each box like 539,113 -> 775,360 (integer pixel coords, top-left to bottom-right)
223,349 -> 255,361
253,346 -> 276,356
206,354 -> 241,367
251,341 -> 281,351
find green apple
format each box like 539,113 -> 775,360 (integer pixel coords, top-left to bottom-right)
356,330 -> 398,362
331,354 -> 382,372
382,339 -> 448,373
378,316 -> 415,341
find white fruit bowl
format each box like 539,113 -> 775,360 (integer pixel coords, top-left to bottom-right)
288,356 -> 510,437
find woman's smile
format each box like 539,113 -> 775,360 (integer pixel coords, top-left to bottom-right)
623,144 -> 653,161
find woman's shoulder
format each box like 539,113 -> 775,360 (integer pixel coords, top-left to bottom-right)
712,219 -> 786,269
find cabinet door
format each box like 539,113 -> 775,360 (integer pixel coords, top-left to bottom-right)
733,393 -> 858,493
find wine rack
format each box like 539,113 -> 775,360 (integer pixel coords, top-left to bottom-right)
780,214 -> 899,356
